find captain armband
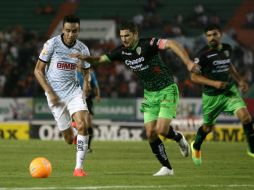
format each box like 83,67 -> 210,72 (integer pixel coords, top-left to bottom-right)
157,39 -> 168,49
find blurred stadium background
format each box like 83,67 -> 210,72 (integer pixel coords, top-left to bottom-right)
0,0 -> 254,189
0,0 -> 253,140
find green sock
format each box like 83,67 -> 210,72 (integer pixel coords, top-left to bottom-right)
194,126 -> 209,150
243,122 -> 254,153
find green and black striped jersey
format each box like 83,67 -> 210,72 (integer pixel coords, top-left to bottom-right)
106,38 -> 174,91
194,43 -> 234,95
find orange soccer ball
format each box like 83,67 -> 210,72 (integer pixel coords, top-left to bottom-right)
29,157 -> 52,178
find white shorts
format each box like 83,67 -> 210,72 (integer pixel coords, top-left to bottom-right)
46,93 -> 88,131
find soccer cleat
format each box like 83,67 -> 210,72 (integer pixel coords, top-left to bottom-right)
153,166 -> 174,176
191,141 -> 202,165
73,169 -> 87,177
247,150 -> 254,158
178,133 -> 190,157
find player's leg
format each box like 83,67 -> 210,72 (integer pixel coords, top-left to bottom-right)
46,99 -> 75,144
87,114 -> 93,152
68,94 -> 89,177
191,124 -> 213,165
141,84 -> 181,176
86,99 -> 94,152
224,85 -> 254,157
236,107 -> 254,156
156,118 -> 189,157
157,83 -> 190,157
191,93 -> 222,165
192,124 -> 213,151
145,121 -> 173,176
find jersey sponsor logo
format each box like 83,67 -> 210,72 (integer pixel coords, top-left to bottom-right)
121,51 -> 132,55
136,47 -> 141,55
125,57 -> 145,66
212,59 -> 230,73
57,62 -> 76,70
41,48 -> 48,55
212,59 -> 230,66
207,53 -> 217,58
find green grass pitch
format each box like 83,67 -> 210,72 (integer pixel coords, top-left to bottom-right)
0,140 -> 254,190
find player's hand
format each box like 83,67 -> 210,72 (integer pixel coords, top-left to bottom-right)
95,96 -> 101,103
187,61 -> 201,74
238,80 -> 249,93
47,91 -> 59,106
214,81 -> 228,89
70,53 -> 86,61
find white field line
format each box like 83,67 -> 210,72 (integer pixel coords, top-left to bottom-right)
1,184 -> 254,190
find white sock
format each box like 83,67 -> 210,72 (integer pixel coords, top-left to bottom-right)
75,135 -> 89,169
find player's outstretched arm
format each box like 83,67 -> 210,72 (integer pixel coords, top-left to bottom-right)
70,53 -> 109,64
163,40 -> 200,73
191,73 -> 228,89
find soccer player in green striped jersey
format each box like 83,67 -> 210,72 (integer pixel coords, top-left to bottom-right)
70,21 -> 200,176
191,24 -> 254,165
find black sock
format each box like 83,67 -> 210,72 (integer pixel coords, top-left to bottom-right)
149,138 -> 172,169
87,127 -> 93,149
243,122 -> 254,153
165,126 -> 182,142
193,126 -> 209,150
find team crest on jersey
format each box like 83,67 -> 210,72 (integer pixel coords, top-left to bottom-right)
122,51 -> 132,55
223,50 -> 230,57
136,47 -> 141,55
41,48 -> 48,55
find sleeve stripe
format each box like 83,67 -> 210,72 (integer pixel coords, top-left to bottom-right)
38,58 -> 49,63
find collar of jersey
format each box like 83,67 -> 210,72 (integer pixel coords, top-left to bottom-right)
208,43 -> 223,51
128,40 -> 139,50
61,34 -> 76,48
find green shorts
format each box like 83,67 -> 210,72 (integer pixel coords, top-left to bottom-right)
140,83 -> 179,123
202,84 -> 246,125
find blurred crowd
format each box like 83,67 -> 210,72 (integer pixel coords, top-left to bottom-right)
0,25 -> 253,98
0,1 -> 253,98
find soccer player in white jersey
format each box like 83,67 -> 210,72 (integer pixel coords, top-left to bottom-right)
34,15 -> 90,177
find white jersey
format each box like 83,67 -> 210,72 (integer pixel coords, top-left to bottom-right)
39,35 -> 90,101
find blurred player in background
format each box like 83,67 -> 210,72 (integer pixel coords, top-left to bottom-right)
34,15 -> 90,177
71,21 -> 200,176
75,66 -> 101,153
191,24 -> 254,165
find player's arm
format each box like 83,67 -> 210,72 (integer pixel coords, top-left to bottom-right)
34,59 -> 59,105
82,68 -> 91,97
92,73 -> 101,102
229,63 -> 249,92
160,39 -> 200,73
191,73 -> 228,89
70,53 -> 110,64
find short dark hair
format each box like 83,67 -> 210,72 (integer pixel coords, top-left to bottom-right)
119,21 -> 138,33
63,14 -> 80,26
204,24 -> 221,33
